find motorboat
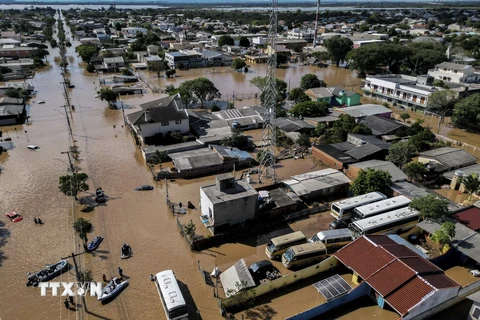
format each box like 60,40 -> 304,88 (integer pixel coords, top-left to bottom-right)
87,236 -> 104,252
121,243 -> 132,259
95,188 -> 106,203
134,185 -> 154,191
5,211 -> 23,222
26,260 -> 69,286
27,145 -> 40,151
97,277 -> 128,302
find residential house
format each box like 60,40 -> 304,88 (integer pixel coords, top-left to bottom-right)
352,39 -> 386,48
79,38 -> 101,46
196,31 -> 212,41
164,50 -> 204,68
147,45 -> 159,55
0,47 -> 35,59
312,134 -> 390,169
202,50 -> 233,67
0,38 -> 20,46
121,27 -> 147,38
200,173 -> 258,234
359,115 -> 407,137
99,48 -> 125,57
363,74 -> 439,110
334,104 -> 392,120
417,147 -> 478,173
443,163 -> 480,194
143,55 -> 162,67
329,87 -> 361,106
213,106 -> 265,130
276,117 -> 315,134
102,57 -> 125,72
0,31 -> 21,41
334,235 -> 460,319
126,94 -> 189,143
287,28 -> 314,41
346,159 -> 407,183
0,103 -> 27,125
305,87 -> 333,104
428,62 -> 480,84
282,168 -> 351,201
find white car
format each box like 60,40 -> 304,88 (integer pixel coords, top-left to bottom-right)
37,101 -> 46,104
27,145 -> 40,151
470,270 -> 480,277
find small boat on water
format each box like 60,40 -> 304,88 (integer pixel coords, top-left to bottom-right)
95,188 -> 106,203
98,278 -> 128,302
26,260 -> 69,287
87,236 -> 104,252
121,243 -> 132,259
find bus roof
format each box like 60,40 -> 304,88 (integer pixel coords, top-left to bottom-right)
289,242 -> 326,255
332,192 -> 386,210
351,207 -> 419,231
315,228 -> 352,241
155,270 -> 186,311
270,231 -> 306,246
354,195 -> 411,217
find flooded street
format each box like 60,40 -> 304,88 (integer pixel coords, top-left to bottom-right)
0,13 -> 357,319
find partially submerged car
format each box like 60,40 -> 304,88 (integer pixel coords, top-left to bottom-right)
5,211 -> 23,222
248,260 -> 280,284
27,145 -> 40,151
135,185 -> 154,191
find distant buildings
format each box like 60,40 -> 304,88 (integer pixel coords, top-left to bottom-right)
428,62 -> 480,84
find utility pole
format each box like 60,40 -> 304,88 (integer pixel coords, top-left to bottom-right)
61,251 -> 88,313
313,0 -> 321,48
60,81 -> 71,108
62,104 -> 74,143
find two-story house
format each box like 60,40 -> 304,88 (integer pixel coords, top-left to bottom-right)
121,27 -> 147,38
102,57 -> 125,72
164,50 -> 205,68
428,62 -> 480,84
363,74 -> 439,110
202,50 -> 233,66
126,94 -> 189,143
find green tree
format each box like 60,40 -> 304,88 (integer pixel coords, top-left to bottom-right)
148,60 -> 168,77
78,269 -> 93,282
452,93 -> 480,131
312,51 -> 330,62
296,133 -> 311,147
73,217 -> 92,242
218,35 -> 234,46
225,280 -> 256,307
404,161 -> 427,182
351,123 -> 372,135
221,129 -> 249,150
300,74 -> 326,90
291,101 -> 329,117
257,149 -> 274,164
50,39 -> 58,48
400,112 -> 410,122
232,58 -> 246,71
99,88 -> 119,107
358,23 -> 370,32
433,80 -> 449,89
165,69 -> 176,78
324,36 -> 353,66
462,173 -> 480,201
431,222 -> 456,246
178,78 -> 221,107
239,37 -> 250,47
165,84 -> 178,95
59,172 -> 89,200
250,76 -> 287,103
319,114 -> 361,143
75,44 -> 98,63
410,194 -> 449,222
121,68 -> 133,76
386,142 -> 415,168
426,90 -> 457,133
289,88 -> 310,103
277,53 -> 289,67
183,219 -> 196,241
350,169 -> 392,196
5,88 -> 21,98
406,42 -> 447,75
408,128 -> 436,152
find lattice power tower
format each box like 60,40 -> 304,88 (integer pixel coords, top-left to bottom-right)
259,0 -> 278,183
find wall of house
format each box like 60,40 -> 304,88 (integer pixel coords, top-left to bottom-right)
200,188 -> 214,220
402,286 -> 460,319
221,256 -> 339,309
311,147 -> 346,169
211,192 -> 257,231
346,95 -> 361,106
346,166 -> 361,181
139,119 -> 189,138
286,281 -> 371,320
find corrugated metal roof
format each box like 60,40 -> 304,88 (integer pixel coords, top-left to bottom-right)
454,207 -> 480,231
282,169 -> 351,197
443,163 -> 480,180
385,277 -> 434,316
220,259 -> 256,297
350,160 -> 407,182
419,147 -> 477,169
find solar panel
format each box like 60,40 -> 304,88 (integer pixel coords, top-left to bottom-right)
313,274 -> 352,301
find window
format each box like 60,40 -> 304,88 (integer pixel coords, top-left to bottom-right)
175,120 -> 182,124
161,121 -> 169,126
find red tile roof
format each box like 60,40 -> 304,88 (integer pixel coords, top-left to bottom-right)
367,260 -> 416,296
400,257 -> 441,274
382,244 -> 418,259
385,277 -> 434,315
365,234 -> 397,246
454,207 -> 480,231
422,273 -> 460,289
334,236 -> 375,267
349,246 -> 395,279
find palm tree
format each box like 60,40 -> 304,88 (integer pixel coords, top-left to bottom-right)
462,173 -> 480,201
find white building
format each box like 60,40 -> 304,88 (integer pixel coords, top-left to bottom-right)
121,27 -> 148,38
126,94 -> 189,142
428,62 -> 480,84
287,28 -> 314,40
200,174 -> 258,235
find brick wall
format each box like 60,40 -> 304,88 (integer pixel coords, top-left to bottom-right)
312,146 -> 344,169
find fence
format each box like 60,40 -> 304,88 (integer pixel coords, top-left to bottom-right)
285,204 -> 329,222
137,71 -> 161,93
435,134 -> 480,156
176,216 -> 193,249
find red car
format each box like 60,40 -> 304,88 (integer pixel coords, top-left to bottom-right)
5,211 -> 23,222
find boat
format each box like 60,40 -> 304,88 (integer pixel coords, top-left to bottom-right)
95,188 -> 106,203
26,260 -> 69,287
5,211 -> 23,222
97,278 -> 128,302
121,243 -> 132,259
87,236 -> 104,252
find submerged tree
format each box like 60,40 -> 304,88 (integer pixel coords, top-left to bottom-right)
350,169 -> 392,196
410,194 -> 449,223
59,172 -> 89,200
73,217 -> 92,242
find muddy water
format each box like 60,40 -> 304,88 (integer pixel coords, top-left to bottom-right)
0,14 -> 363,320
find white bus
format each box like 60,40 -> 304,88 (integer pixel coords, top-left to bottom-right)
351,195 -> 411,222
309,228 -> 353,252
330,192 -> 387,221
155,270 -> 189,320
282,242 -> 327,269
349,207 -> 420,239
265,231 -> 307,260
